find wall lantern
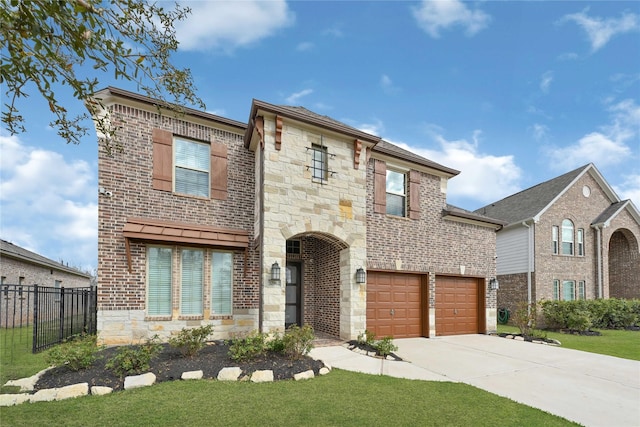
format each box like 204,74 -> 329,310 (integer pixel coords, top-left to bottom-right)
270,262 -> 281,283
355,267 -> 366,284
489,277 -> 499,290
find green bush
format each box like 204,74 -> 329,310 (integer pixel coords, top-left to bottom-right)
374,336 -> 398,357
169,325 -> 214,357
106,335 -> 162,377
45,334 -> 101,371
282,324 -> 315,360
228,331 -> 267,361
357,329 -> 376,346
267,331 -> 286,353
542,298 -> 639,331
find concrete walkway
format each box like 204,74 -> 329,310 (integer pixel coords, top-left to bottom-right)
309,334 -> 640,427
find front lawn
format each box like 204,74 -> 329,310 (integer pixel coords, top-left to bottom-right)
497,325 -> 640,361
1,369 -> 575,426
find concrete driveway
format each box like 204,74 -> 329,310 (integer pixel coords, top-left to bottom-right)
310,334 -> 640,427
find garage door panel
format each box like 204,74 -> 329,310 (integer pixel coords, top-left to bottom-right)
435,276 -> 480,336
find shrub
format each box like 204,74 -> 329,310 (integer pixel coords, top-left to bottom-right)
282,324 -> 315,360
45,334 -> 101,371
374,336 -> 398,357
542,298 -> 639,331
106,335 -> 162,377
267,331 -> 286,353
513,301 -> 538,337
169,325 -> 214,357
357,329 -> 376,346
228,330 -> 267,361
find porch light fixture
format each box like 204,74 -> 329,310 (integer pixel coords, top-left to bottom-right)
270,262 -> 281,283
355,267 -> 366,284
489,277 -> 499,290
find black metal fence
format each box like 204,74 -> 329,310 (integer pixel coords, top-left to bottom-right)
0,284 -> 97,353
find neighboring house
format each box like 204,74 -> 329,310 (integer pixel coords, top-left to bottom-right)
475,164 -> 640,316
93,87 -> 504,345
0,239 -> 92,327
0,239 -> 92,289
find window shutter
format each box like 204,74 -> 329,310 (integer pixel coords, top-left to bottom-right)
210,138 -> 228,200
408,170 -> 420,220
374,160 -> 386,214
152,129 -> 173,191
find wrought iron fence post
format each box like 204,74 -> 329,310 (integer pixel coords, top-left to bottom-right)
32,285 -> 38,353
59,287 -> 65,342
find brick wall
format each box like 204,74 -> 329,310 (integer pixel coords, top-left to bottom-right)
0,256 -> 90,289
609,228 -> 640,299
97,103 -> 259,344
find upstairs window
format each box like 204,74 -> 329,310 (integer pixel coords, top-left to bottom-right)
577,229 -> 584,256
310,144 -> 328,182
386,169 -> 406,217
174,138 -> 210,197
561,219 -> 574,255
552,226 -> 559,254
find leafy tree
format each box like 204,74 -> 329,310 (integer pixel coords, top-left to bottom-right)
1,0 -> 205,152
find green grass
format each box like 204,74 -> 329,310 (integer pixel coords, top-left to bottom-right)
0,327 -> 49,392
1,369 -> 576,427
497,325 -> 640,361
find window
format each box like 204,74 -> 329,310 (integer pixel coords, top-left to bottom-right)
310,144 -> 328,181
174,138 -> 210,197
386,169 -> 406,216
54,280 -> 62,302
562,280 -> 575,301
181,249 -> 204,315
553,280 -> 560,300
18,276 -> 24,286
147,247 -> 172,316
577,281 -> 586,300
552,226 -> 559,254
561,219 -> 574,255
577,229 -> 584,256
286,240 -> 301,255
211,252 -> 233,315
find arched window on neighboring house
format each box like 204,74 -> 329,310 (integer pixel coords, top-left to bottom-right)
561,219 -> 574,255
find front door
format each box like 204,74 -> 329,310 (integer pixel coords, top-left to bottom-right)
285,262 -> 302,328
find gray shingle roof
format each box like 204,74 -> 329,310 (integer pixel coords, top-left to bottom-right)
0,239 -> 91,278
374,140 -> 459,175
474,164 -> 591,225
592,200 -> 630,225
444,204 -> 507,227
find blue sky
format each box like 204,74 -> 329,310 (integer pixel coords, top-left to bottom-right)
1,0 -> 639,271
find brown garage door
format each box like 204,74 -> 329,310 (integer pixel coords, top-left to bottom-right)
435,276 -> 480,335
367,272 -> 423,338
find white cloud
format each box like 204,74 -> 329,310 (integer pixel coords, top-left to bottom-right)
0,134 -> 97,269
389,129 -> 522,205
531,123 -> 549,141
412,0 -> 491,38
380,74 -> 399,94
175,1 -> 294,52
540,71 -> 554,94
613,173 -> 640,207
545,132 -> 631,169
285,89 -> 313,104
322,26 -> 343,38
561,8 -> 640,52
355,118 -> 385,136
296,42 -> 314,51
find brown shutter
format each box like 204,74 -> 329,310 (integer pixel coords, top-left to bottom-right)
408,170 -> 420,220
374,160 -> 386,214
210,138 -> 228,200
152,129 -> 173,192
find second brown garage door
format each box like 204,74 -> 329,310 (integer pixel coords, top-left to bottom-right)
366,272 -> 424,338
435,276 -> 481,335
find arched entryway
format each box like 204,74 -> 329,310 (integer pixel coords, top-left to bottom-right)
608,228 -> 640,299
286,232 -> 348,337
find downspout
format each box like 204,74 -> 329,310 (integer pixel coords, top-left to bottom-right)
522,221 -> 532,310
595,225 -> 603,299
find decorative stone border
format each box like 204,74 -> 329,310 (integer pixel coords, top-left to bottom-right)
492,333 -> 561,346
1,365 -> 332,407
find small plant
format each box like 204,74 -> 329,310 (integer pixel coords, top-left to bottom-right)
45,334 -> 101,371
357,329 -> 376,346
169,325 -> 214,357
106,335 -> 162,377
228,330 -> 267,361
282,324 -> 315,360
373,336 -> 398,357
267,331 -> 286,353
513,301 -> 538,337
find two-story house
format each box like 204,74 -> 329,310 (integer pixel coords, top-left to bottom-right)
475,164 -> 640,316
94,87 -> 504,345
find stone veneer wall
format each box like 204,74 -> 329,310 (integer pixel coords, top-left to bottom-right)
366,159 -> 498,336
258,116 -> 367,340
97,103 -> 259,344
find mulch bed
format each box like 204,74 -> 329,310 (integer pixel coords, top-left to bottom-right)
35,341 -> 325,392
